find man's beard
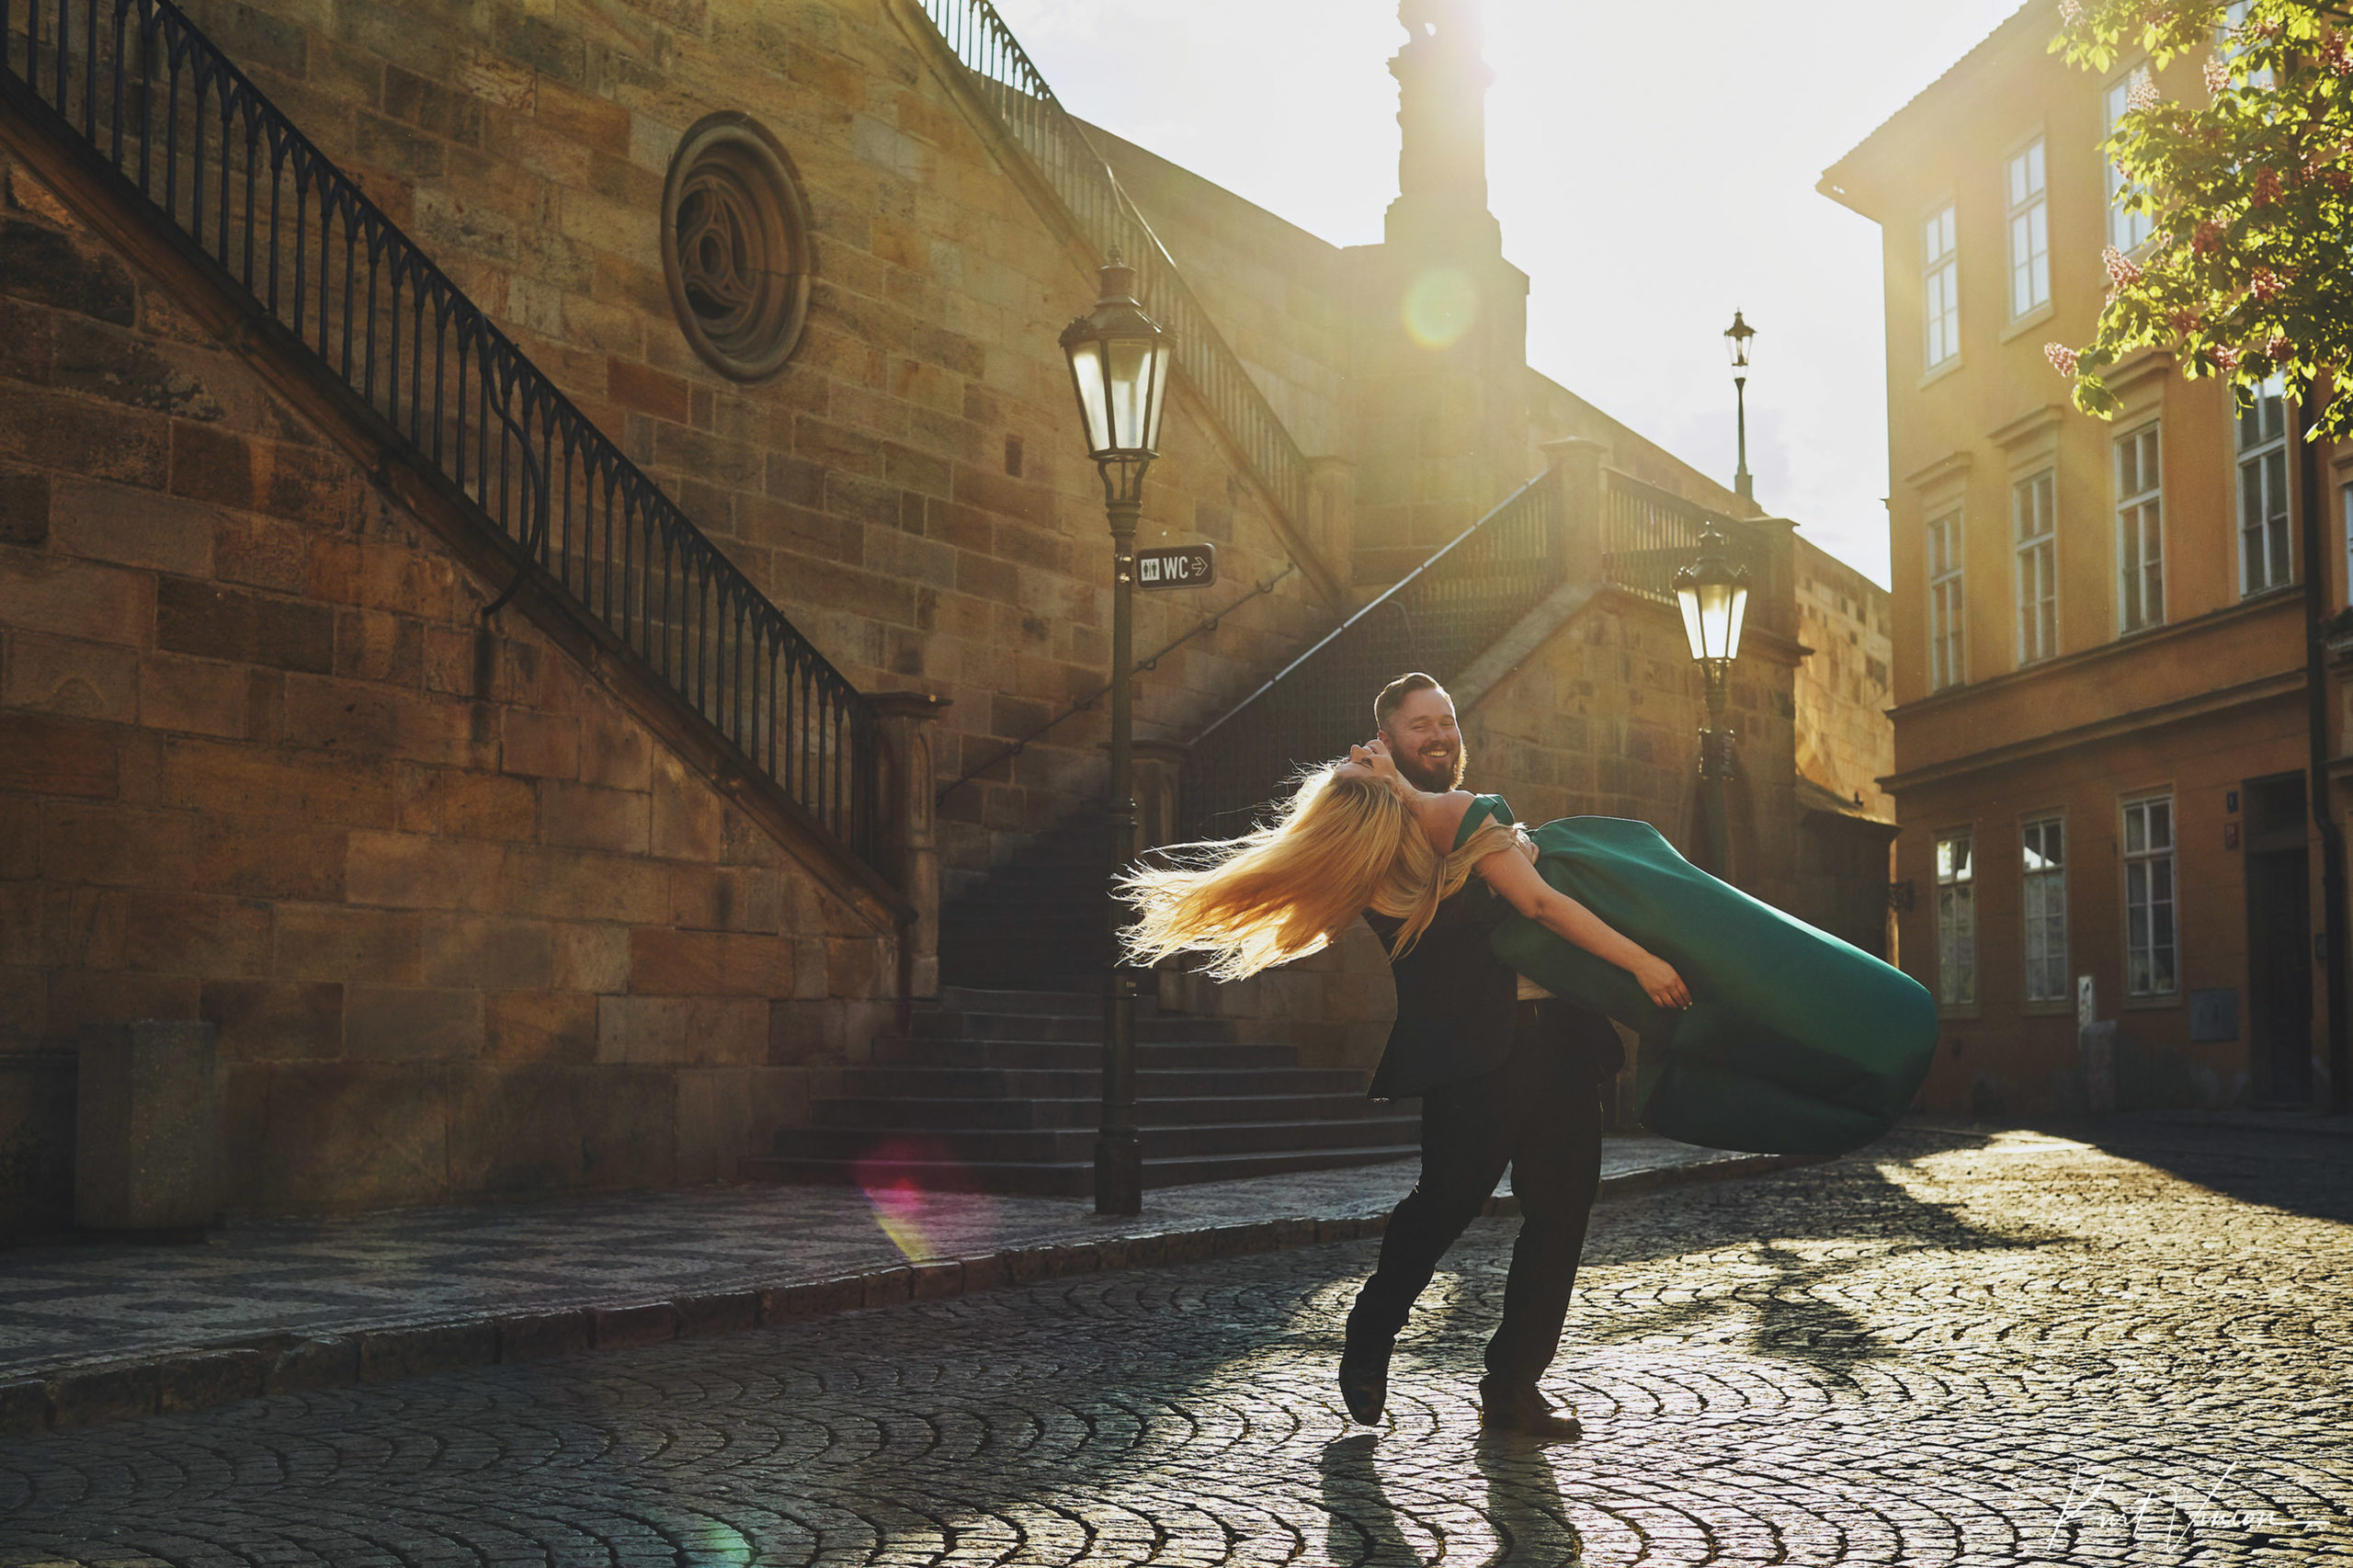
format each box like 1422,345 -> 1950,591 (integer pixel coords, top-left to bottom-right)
1392,739 -> 1466,793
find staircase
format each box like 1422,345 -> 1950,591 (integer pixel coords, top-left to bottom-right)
938,806 -> 1110,991
741,986 -> 1418,1195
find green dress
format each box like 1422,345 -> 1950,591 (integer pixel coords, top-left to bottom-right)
1458,796 -> 1938,1157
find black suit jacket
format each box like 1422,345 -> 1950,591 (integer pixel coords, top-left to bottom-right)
1362,878 -> 1625,1101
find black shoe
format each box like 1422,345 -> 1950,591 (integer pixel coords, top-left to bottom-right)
1479,1378 -> 1581,1442
1337,1345 -> 1390,1426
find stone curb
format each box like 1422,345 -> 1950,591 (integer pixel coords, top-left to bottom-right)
0,1153 -> 1820,1437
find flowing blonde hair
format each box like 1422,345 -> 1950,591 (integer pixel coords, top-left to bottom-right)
1118,764 -> 1518,980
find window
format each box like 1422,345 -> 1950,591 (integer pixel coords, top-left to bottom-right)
1924,205 -> 1960,369
2236,374 -> 2291,594
1927,509 -> 1966,690
2218,2 -> 2273,89
2116,425 -> 2165,632
1936,832 -> 1977,1007
2105,72 -> 2155,253
2022,817 -> 2068,1004
2007,139 -> 2050,317
2121,794 -> 2177,997
2015,470 -> 2058,664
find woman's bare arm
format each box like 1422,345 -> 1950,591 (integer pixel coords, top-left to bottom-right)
1475,843 -> 1692,1009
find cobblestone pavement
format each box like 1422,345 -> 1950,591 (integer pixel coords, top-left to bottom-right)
0,1139 -> 1752,1380
0,1122 -> 2347,1566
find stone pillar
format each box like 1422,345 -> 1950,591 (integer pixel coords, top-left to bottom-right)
74,1020 -> 219,1235
1307,456 -> 1358,574
869,692 -> 951,1000
1131,739 -> 1192,854
1540,436 -> 1607,585
2080,1021 -> 2117,1115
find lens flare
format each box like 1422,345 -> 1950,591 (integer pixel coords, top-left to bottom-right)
1402,267 -> 1479,348
854,1138 -> 990,1261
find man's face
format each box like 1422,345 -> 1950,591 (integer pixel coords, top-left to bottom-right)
1380,687 -> 1464,791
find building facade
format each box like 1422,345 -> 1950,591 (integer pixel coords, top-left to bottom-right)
1822,2 -> 2346,1116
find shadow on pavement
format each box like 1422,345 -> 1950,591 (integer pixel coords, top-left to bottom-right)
2029,1115 -> 2353,1227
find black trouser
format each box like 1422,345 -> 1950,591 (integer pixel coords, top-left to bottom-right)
1345,999 -> 1606,1392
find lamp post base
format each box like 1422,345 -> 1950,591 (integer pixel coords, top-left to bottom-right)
1094,1136 -> 1142,1216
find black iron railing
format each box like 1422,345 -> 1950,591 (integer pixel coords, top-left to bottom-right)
1601,471 -> 1779,634
2,0 -> 877,862
911,0 -> 1314,535
1181,472 -> 1565,838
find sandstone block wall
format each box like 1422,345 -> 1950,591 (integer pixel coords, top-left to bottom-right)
161,0 -> 1341,895
0,153 -> 893,1213
1793,536 -> 1894,821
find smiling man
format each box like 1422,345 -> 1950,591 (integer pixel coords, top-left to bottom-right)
1339,672 -> 1624,1441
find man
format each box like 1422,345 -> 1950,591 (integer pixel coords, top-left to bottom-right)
1339,672 -> 1622,1442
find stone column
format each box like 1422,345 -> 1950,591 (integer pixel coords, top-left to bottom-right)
1307,456 -> 1358,578
869,692 -> 950,1000
1540,436 -> 1607,585
74,1020 -> 219,1236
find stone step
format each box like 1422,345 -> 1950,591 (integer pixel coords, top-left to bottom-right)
741,1142 -> 1422,1198
832,1064 -> 1376,1100
905,1011 -> 1239,1044
935,986 -> 1100,1016
778,1117 -> 1422,1166
810,1092 -> 1404,1131
871,1036 -> 1291,1071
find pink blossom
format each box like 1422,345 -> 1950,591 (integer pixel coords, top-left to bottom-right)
2168,308 -> 2204,335
2266,334 -> 2294,363
2253,165 -> 2282,205
2060,0 -> 2084,22
2046,342 -> 2082,377
2128,70 -> 2162,114
2211,344 -> 2243,371
2104,245 -> 2145,288
2250,266 -> 2287,301
2204,54 -> 2231,95
2326,36 -> 2353,76
2192,220 -> 2225,255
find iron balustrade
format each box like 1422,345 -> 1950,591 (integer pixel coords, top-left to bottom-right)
1182,473 -> 1564,839
2,0 -> 878,864
1601,469 -> 1779,635
910,0 -> 1314,537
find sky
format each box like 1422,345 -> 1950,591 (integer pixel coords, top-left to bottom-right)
990,0 -> 2036,589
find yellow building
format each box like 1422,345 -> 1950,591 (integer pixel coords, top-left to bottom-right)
1821,3 -> 2346,1115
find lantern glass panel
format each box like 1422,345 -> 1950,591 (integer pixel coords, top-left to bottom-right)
1107,335 -> 1154,452
1141,340 -> 1172,449
1067,337 -> 1112,455
1677,587 -> 1707,663
1694,580 -> 1739,661
1724,581 -> 1749,660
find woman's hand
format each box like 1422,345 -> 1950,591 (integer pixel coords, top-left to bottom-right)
1631,951 -> 1691,1011
1345,737 -> 1414,801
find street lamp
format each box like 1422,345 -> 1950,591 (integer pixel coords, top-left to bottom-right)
1060,251 -> 1172,1217
1676,517 -> 1751,879
1724,309 -> 1756,505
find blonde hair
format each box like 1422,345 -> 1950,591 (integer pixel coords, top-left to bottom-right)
1118,765 -> 1518,981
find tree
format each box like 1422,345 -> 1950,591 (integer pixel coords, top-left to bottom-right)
2048,0 -> 2352,433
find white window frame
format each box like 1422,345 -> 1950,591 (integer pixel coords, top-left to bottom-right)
1927,508 -> 1966,690
2236,373 -> 2292,596
2022,816 -> 2069,1005
2006,138 -> 2050,319
1936,830 -> 1977,1009
2121,793 -> 2178,998
2105,71 -> 2156,254
1923,204 -> 1961,370
2116,424 -> 2165,633
2015,469 -> 2058,665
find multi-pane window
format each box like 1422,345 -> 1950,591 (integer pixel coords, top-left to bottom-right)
1936,832 -> 1977,1008
2116,425 -> 2165,632
2007,139 -> 2050,318
2105,72 -> 2155,253
2022,817 -> 2068,1003
2015,470 -> 2058,664
2122,794 -> 2177,996
1924,205 -> 1960,369
2237,374 -> 2291,595
1927,510 -> 1966,690
2218,2 -> 2273,88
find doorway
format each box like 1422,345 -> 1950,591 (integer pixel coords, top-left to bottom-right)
2243,773 -> 2313,1105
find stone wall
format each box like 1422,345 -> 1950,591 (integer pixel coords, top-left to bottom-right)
1793,535 -> 1893,821
0,153 -> 896,1213
156,0 -> 1345,895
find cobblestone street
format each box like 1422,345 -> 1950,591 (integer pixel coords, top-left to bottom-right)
0,1121 -> 2347,1567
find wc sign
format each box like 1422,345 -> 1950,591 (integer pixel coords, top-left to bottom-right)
1134,543 -> 1216,590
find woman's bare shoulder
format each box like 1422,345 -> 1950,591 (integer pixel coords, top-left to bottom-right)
1415,789 -> 1479,849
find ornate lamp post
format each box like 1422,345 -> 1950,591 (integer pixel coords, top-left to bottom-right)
1724,309 -> 1756,505
1059,253 -> 1172,1216
1676,518 -> 1751,879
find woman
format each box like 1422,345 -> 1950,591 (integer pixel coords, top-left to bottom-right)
1122,743 -> 1938,1157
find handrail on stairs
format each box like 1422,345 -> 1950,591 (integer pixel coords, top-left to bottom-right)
0,0 -> 881,867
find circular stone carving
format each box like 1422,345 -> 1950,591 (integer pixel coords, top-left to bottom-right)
661,113 -> 812,381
